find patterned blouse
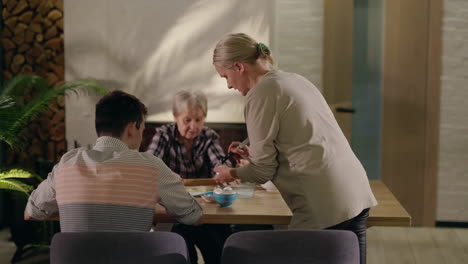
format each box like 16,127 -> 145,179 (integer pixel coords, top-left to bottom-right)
146,123 -> 226,178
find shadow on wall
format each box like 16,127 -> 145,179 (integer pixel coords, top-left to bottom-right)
65,0 -> 271,121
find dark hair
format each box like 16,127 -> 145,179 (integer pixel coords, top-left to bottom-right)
95,90 -> 148,137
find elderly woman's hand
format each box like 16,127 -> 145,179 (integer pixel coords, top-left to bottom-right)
213,165 -> 236,185
228,142 -> 250,163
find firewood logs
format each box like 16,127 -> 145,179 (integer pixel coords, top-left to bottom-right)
1,0 -> 66,169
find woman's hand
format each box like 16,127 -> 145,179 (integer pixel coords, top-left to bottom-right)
228,142 -> 250,163
213,165 -> 236,185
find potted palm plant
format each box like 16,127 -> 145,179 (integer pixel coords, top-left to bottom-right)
0,74 -> 106,190
0,74 -> 107,262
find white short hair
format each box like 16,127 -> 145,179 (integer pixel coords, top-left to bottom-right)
172,90 -> 208,117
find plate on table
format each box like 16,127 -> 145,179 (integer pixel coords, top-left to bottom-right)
187,186 -> 212,197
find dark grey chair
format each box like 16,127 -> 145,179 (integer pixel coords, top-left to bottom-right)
50,232 -> 189,264
222,230 -> 359,264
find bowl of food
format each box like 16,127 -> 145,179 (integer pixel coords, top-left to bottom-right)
213,186 -> 238,207
200,191 -> 216,203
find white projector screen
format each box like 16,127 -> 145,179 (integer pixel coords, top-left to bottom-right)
65,0 -> 273,149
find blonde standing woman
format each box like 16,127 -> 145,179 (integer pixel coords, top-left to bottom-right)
212,33 -> 377,264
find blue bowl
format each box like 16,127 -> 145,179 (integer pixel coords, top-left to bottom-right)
213,192 -> 238,207
201,191 -> 216,203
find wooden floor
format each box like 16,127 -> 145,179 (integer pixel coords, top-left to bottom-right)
368,227 -> 468,264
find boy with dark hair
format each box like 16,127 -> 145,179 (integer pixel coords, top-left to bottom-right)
25,90 -> 202,232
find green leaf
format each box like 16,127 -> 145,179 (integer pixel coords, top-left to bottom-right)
59,79 -> 108,97
0,168 -> 36,180
0,96 -> 16,109
0,75 -> 49,97
0,106 -> 21,146
0,74 -> 107,149
0,179 -> 33,195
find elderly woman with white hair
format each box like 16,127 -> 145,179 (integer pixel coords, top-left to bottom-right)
147,90 -> 226,179
147,90 -> 230,264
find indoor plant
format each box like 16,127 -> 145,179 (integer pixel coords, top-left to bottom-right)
0,74 -> 106,192
0,74 -> 106,262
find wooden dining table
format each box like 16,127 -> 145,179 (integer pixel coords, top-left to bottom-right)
367,180 -> 412,227
155,179 -> 411,227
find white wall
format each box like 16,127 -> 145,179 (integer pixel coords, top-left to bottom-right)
275,0 -> 323,89
64,0 -> 323,149
437,0 -> 468,222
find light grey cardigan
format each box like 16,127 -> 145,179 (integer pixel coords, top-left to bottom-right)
236,70 -> 377,229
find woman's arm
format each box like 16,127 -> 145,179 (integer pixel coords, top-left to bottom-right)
206,132 -> 226,168
232,84 -> 282,183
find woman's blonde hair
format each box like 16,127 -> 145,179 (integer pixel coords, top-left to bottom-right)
213,33 -> 274,69
172,90 -> 208,117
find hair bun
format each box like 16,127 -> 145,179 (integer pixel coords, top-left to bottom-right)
257,42 -> 270,54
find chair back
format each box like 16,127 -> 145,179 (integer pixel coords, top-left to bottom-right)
50,231 -> 189,264
222,229 -> 359,264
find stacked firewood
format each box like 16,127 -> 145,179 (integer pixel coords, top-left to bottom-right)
1,0 -> 65,170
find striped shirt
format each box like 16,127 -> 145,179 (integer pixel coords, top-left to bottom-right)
146,124 -> 226,178
26,136 -> 202,232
